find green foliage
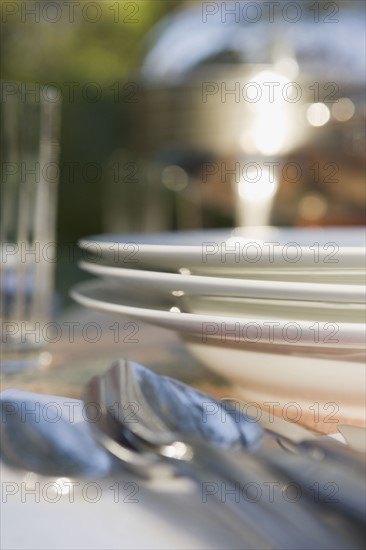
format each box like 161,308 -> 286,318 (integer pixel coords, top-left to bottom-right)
1,0 -> 183,85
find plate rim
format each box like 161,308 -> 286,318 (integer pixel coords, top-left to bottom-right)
78,227 -> 366,269
70,279 -> 366,349
78,260 -> 366,304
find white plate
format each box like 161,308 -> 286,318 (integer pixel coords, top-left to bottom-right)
79,226 -> 366,272
70,280 -> 365,349
181,295 -> 366,324
79,261 -> 366,304
190,267 -> 366,284
70,280 -> 366,432
185,341 -> 366,432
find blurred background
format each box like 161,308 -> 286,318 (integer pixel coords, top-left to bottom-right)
1,0 -> 365,307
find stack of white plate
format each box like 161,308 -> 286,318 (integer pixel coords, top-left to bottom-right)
71,227 -> 366,433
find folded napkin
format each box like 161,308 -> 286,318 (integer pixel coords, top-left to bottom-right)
0,389 -> 113,477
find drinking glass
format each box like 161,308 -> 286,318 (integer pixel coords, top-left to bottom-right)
0,82 -> 61,373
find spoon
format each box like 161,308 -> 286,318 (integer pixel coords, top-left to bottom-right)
84,370 -> 277,550
103,359 -> 264,452
104,361 -> 366,522
84,360 -> 364,550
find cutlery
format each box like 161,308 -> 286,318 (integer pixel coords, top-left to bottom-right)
110,362 -> 366,523
222,398 -> 365,459
83,360 -> 365,549
0,392 -> 112,478
84,371 -> 276,550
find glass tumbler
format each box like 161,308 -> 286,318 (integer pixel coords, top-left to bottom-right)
0,82 -> 61,373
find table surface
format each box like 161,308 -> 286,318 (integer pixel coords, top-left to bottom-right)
2,306 -> 364,550
0,306 -> 251,550
0,305 -> 233,400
